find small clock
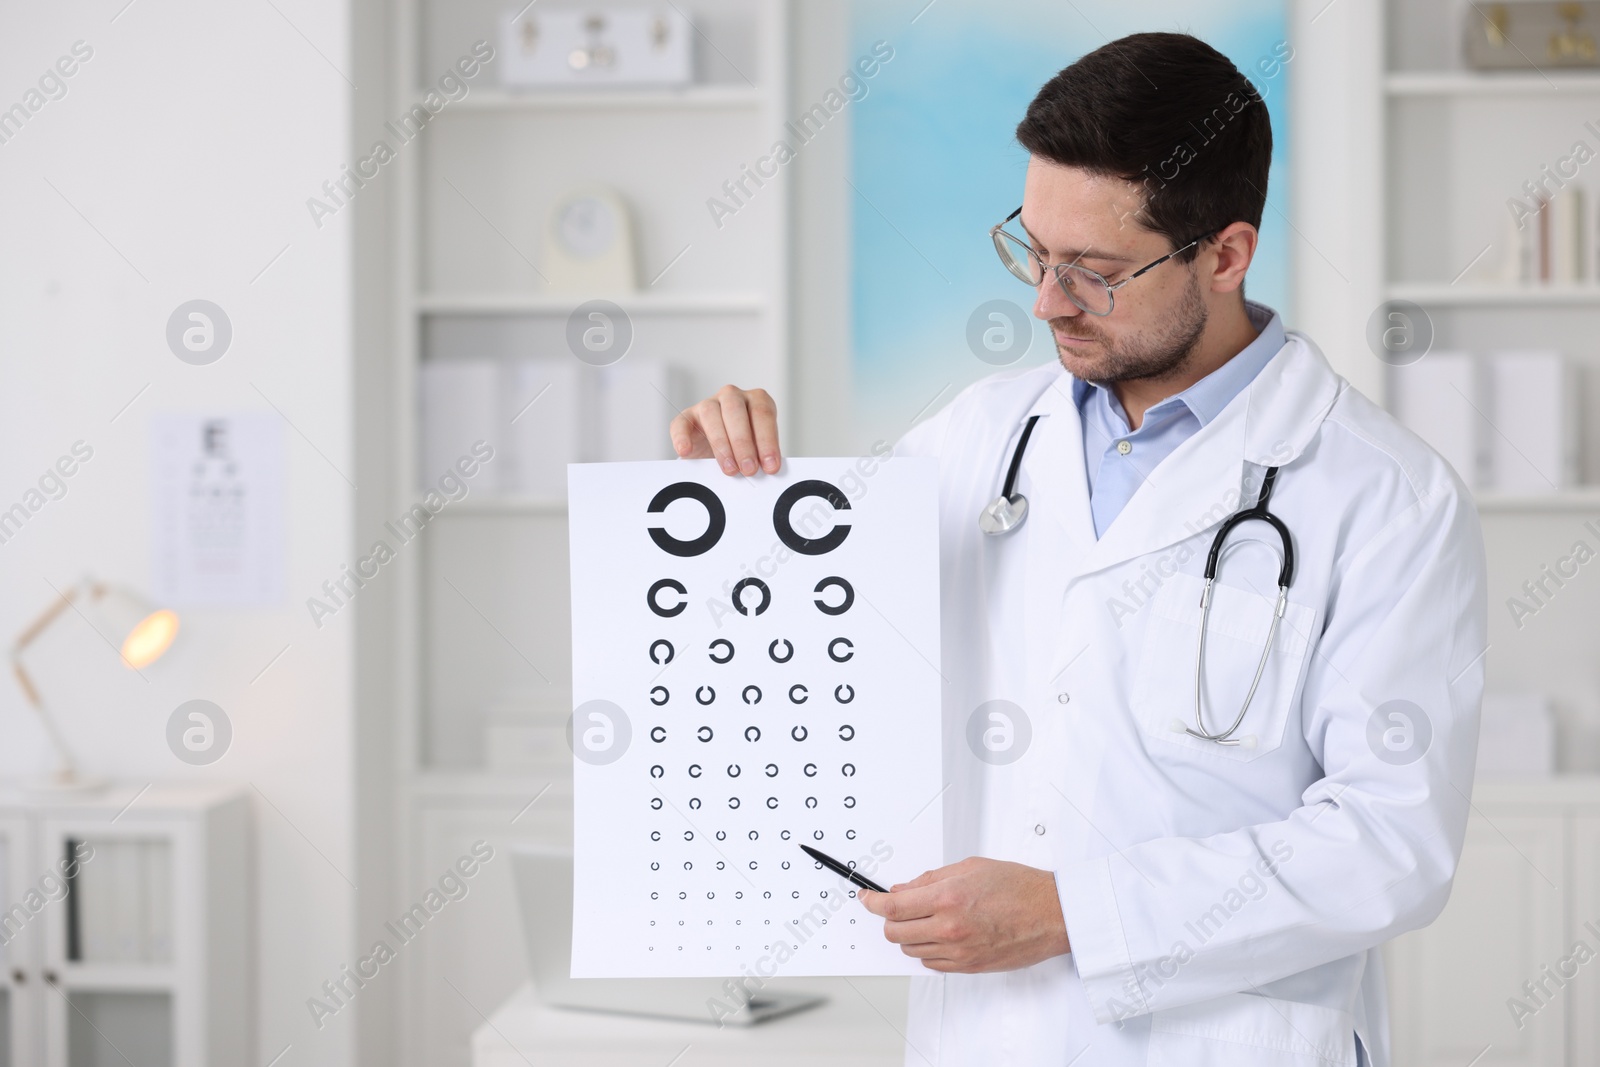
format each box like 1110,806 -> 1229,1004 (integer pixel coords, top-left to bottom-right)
546,186 -> 636,293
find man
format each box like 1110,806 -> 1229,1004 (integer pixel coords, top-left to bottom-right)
669,32 -> 1485,1067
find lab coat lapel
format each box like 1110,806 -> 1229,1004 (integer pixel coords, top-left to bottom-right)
1071,333 -> 1341,580
1017,370 -> 1097,558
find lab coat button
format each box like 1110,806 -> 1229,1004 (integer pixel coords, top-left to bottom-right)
1116,440 -> 1132,455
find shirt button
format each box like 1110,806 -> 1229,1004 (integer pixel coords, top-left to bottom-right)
1116,440 -> 1132,455
1057,692 -> 1071,704
1034,824 -> 1046,836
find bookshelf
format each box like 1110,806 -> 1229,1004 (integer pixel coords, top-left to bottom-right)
379,1 -> 793,1063
0,784 -> 249,1067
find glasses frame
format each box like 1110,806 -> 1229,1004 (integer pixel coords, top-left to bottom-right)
989,206 -> 1215,317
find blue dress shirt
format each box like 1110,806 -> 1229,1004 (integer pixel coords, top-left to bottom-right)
1073,300 -> 1285,538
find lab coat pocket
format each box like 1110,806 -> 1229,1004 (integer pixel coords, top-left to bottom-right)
1131,571 -> 1316,762
1146,991 -> 1359,1067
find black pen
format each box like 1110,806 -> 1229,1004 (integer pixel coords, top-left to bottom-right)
800,844 -> 889,894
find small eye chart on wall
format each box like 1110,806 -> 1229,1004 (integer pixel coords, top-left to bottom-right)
568,457 -> 944,977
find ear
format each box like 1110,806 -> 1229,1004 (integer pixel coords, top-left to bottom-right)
1204,221 -> 1258,295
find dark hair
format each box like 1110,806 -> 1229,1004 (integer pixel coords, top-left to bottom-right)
1015,32 -> 1272,263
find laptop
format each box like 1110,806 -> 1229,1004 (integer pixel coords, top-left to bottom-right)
511,845 -> 826,1026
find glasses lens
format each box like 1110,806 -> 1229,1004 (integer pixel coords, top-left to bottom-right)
992,230 -> 1042,286
1056,264 -> 1113,315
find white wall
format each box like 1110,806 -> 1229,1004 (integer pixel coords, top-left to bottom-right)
0,2 -> 355,1064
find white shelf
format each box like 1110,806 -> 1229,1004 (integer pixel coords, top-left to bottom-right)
1386,71 -> 1600,96
416,291 -> 766,315
1475,488 -> 1600,513
1385,282 -> 1600,306
422,85 -> 767,112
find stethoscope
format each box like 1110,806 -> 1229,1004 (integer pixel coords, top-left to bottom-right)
979,416 -> 1295,747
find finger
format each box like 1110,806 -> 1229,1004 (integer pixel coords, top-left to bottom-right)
893,940 -> 951,959
692,397 -> 739,475
869,884 -> 940,923
880,916 -> 946,945
746,388 -> 782,473
716,387 -> 761,476
669,408 -> 710,459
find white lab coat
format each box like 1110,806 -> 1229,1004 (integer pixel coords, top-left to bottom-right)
891,331 -> 1487,1067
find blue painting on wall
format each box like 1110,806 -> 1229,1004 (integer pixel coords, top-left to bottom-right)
848,0 -> 1292,428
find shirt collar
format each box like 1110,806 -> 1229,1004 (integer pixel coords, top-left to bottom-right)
1070,300 -> 1285,429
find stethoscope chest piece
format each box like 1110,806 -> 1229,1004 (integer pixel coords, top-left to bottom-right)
979,493 -> 1028,535
979,413 -> 1043,537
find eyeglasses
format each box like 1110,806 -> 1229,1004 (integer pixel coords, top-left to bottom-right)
989,206 -> 1214,317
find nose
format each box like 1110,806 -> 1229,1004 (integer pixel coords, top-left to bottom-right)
1033,274 -> 1082,321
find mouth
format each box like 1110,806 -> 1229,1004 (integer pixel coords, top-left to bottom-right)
1054,332 -> 1097,347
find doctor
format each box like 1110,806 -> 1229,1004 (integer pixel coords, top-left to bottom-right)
669,31 -> 1485,1067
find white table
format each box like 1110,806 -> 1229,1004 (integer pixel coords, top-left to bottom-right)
471,978 -> 909,1066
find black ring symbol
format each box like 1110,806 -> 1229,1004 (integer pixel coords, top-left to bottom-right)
813,831 -> 824,841
767,797 -> 779,809
765,763 -> 779,777
839,724 -> 855,741
689,797 -> 701,810
842,763 -> 856,776
805,796 -> 817,809
804,763 -> 817,777
750,830 -> 760,841
650,764 -> 663,778
688,764 -> 702,777
780,830 -> 791,840
814,576 -> 855,615
835,684 -> 855,704
647,482 -> 726,557
773,480 -> 852,555
650,831 -> 661,841
789,684 -> 809,704
650,639 -> 674,665
731,577 -> 771,616
846,829 -> 856,839
844,795 -> 856,808
828,638 -> 854,663
709,639 -> 734,664
745,726 -> 762,742
727,763 -> 741,777
791,725 -> 809,742
696,686 -> 716,705
768,639 -> 794,663
697,726 -> 714,742
684,831 -> 694,841
648,578 -> 688,617
742,685 -> 762,705
650,798 -> 662,809
650,686 -> 669,706
729,797 -> 741,809
650,726 -> 666,743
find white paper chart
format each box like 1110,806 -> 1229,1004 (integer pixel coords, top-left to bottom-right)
568,457 -> 945,977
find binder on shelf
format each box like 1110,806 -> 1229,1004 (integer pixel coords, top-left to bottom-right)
1486,350 -> 1580,493
594,359 -> 691,462
503,358 -> 583,499
419,361 -> 501,493
1389,350 -> 1484,488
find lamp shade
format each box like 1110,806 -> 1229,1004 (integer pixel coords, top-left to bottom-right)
86,584 -> 180,670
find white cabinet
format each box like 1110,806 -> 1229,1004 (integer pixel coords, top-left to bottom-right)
1386,779 -> 1600,1067
0,784 -> 250,1067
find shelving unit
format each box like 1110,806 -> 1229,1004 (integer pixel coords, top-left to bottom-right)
0,785 -> 249,1067
384,2 -> 792,1063
1361,2 -> 1600,1064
